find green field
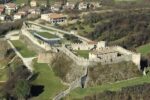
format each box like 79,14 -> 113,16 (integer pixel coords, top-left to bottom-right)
0,68 -> 8,82
75,50 -> 90,58
36,32 -> 58,39
67,76 -> 150,99
31,61 -> 67,100
11,40 -> 36,58
136,43 -> 150,55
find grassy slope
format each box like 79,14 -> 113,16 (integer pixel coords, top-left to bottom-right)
75,50 -> 90,58
0,68 -> 7,81
136,43 -> 150,55
31,61 -> 67,100
67,76 -> 150,99
11,40 -> 36,58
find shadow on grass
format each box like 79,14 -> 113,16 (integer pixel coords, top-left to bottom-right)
30,85 -> 44,97
29,72 -> 44,97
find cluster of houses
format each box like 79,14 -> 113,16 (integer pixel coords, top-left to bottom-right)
51,1 -> 102,12
40,1 -> 102,24
0,0 -> 102,23
0,3 -> 17,20
0,2 -> 41,21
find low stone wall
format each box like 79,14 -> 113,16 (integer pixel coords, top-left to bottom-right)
60,46 -> 139,67
9,35 -> 19,40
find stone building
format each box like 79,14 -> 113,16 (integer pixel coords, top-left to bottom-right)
89,47 -> 120,61
5,3 -> 17,15
41,13 -> 67,24
30,0 -> 37,7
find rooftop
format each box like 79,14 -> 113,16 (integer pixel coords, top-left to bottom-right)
5,3 -> 17,8
48,13 -> 66,19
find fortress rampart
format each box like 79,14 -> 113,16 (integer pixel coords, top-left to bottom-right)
21,22 -> 141,69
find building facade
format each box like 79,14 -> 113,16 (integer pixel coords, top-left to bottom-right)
41,13 -> 67,24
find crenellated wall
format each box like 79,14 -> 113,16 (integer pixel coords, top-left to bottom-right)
69,41 -> 106,51
21,22 -> 141,69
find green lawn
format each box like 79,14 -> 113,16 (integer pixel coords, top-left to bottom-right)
35,32 -> 58,39
67,76 -> 150,99
0,68 -> 8,82
136,43 -> 150,55
11,40 -> 36,58
75,50 -> 90,58
31,61 -> 67,100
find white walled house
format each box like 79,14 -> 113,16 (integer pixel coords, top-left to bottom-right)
31,9 -> 41,15
51,3 -> 62,12
5,3 -> 18,15
63,2 -> 75,10
78,2 -> 88,10
14,13 -> 22,20
30,0 -> 37,7
0,15 -> 6,21
41,13 -> 67,24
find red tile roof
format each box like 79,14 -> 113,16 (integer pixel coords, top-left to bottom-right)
6,3 -> 17,8
48,13 -> 66,19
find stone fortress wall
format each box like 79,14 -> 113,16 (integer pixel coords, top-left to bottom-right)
65,41 -> 141,68
21,22 -> 141,69
69,41 -> 105,50
62,45 -> 136,66
21,23 -> 52,51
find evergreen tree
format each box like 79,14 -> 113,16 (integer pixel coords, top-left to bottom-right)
47,0 -> 50,7
27,0 -> 31,6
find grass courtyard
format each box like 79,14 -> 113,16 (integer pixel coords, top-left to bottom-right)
67,76 -> 150,99
35,32 -> 58,39
136,43 -> 150,55
31,60 -> 67,100
11,40 -> 36,58
0,68 -> 8,82
75,50 -> 90,59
